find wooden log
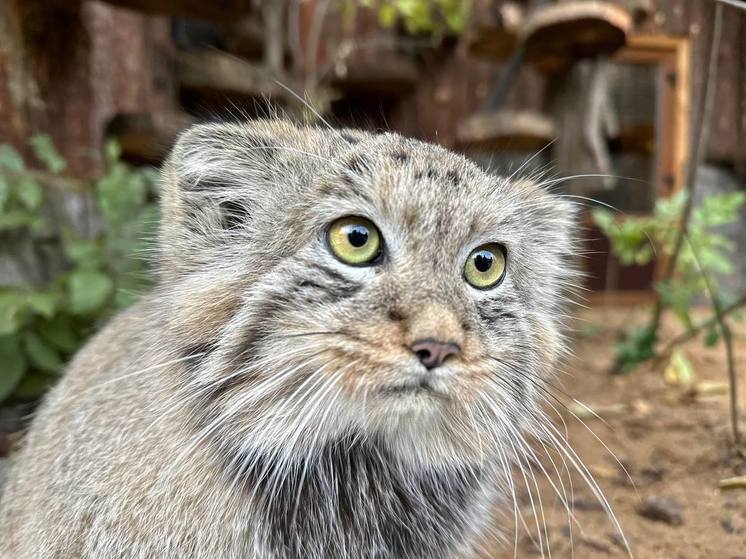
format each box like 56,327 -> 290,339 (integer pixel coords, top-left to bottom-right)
98,0 -> 253,21
223,17 -> 265,61
455,110 -> 555,152
106,113 -> 191,164
523,1 -> 632,73
329,50 -> 419,97
175,50 -> 281,100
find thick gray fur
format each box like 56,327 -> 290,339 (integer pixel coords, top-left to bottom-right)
0,120 -> 578,558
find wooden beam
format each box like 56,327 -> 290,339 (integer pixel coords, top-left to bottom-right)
456,110 -> 555,152
523,1 -> 632,73
98,0 -> 253,21
329,51 -> 419,97
175,50 -> 281,100
106,113 -> 191,165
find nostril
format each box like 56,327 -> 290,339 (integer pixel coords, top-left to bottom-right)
415,349 -> 432,363
409,339 -> 461,369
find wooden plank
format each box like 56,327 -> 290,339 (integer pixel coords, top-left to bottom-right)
329,51 -> 419,97
223,17 -> 264,61
175,50 -> 281,99
523,1 -> 633,73
98,0 -> 253,21
456,110 -> 556,152
107,113 -> 191,164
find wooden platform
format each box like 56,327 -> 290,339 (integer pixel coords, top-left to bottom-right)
175,50 -> 281,100
328,51 -> 419,97
456,110 -> 556,152
99,0 -> 253,21
523,1 -> 632,73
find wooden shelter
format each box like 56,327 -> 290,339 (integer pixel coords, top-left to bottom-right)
0,0 -> 745,299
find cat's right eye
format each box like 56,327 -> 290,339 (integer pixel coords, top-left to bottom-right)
327,216 -> 382,266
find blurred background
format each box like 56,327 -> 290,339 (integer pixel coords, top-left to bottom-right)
1,0 -> 746,556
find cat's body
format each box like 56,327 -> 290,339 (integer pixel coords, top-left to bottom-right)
0,120 -> 576,558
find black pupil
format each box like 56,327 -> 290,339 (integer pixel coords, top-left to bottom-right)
347,226 -> 369,248
474,251 -> 493,273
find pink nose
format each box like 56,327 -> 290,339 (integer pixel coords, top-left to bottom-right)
409,339 -> 461,369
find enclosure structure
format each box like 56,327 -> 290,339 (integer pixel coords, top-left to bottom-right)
0,0 -> 745,295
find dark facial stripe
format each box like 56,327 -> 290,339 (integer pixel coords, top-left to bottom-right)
477,300 -> 517,325
292,263 -> 362,304
180,342 -> 219,376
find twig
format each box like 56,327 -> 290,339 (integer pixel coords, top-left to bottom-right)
719,476 -> 746,490
687,237 -> 740,444
657,294 -> 746,357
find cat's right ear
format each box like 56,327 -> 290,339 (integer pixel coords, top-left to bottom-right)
158,120 -> 311,280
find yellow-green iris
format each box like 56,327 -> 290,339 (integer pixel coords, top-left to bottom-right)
328,216 -> 381,265
464,244 -> 506,289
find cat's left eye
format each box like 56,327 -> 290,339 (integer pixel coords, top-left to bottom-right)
328,216 -> 382,266
464,243 -> 506,289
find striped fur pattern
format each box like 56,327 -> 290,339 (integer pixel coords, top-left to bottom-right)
0,120 -> 579,558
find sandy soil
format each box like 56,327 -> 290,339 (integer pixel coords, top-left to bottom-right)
492,305 -> 746,559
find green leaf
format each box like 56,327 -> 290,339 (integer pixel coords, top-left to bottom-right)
0,175 -> 9,211
24,291 -> 59,318
614,326 -> 657,373
22,331 -> 62,373
67,270 -> 114,315
704,326 -> 720,347
96,164 -> 146,225
0,292 -> 27,336
664,349 -> 695,386
378,3 -> 397,27
13,372 -> 55,401
105,140 -> 122,165
0,144 -> 25,173
29,134 -> 66,174
65,239 -> 104,269
16,177 -> 43,210
0,335 -> 26,400
0,209 -> 41,231
38,315 -> 79,352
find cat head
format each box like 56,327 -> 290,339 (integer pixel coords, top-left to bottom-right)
158,120 -> 578,469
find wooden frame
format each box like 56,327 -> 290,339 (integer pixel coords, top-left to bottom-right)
588,34 -> 690,305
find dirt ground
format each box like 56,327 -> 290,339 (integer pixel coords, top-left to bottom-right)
492,305 -> 746,559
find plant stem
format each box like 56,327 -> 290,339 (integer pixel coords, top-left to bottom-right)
658,294 -> 746,355
628,1 -> 724,360
689,236 -> 741,444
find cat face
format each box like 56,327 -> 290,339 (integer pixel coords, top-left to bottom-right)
161,121 -> 577,469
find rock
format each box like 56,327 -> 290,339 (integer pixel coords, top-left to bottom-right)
721,514 -> 745,535
608,531 -> 633,553
723,495 -> 742,510
721,517 -> 736,534
636,465 -> 666,486
580,535 -> 612,554
636,495 -> 684,526
570,496 -> 604,511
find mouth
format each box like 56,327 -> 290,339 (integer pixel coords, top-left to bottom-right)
379,379 -> 448,401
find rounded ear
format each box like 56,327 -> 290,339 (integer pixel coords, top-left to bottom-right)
157,120 -> 356,281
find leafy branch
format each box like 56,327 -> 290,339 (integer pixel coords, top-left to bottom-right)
0,137 -> 158,402
594,1 -> 743,445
